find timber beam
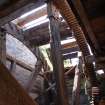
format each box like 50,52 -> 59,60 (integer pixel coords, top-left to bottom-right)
0,0 -> 44,26
0,28 -> 6,64
62,46 -> 79,54
4,21 -> 72,46
63,52 -> 78,60
0,62 -> 38,105
72,66 -> 80,105
17,5 -> 47,27
23,21 -> 72,44
47,1 -> 69,105
62,41 -> 77,49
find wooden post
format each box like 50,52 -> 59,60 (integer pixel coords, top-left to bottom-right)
0,28 -> 6,65
72,54 -> 82,105
47,1 -> 69,105
72,65 -> 80,105
10,60 -> 16,73
26,60 -> 43,91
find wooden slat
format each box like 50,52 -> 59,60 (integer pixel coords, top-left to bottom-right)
62,46 -> 79,54
63,52 -> 78,60
0,62 -> 38,105
62,41 -> 77,49
4,23 -> 24,41
18,7 -> 47,27
7,54 -> 34,71
24,21 -> 72,41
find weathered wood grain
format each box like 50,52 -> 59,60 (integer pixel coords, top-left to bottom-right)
0,62 -> 38,105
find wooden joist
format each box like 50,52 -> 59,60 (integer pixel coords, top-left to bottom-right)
0,62 -> 38,105
24,22 -> 72,45
70,0 -> 100,52
63,52 -> 78,60
62,46 -> 79,54
0,0 -> 44,26
17,6 -> 47,27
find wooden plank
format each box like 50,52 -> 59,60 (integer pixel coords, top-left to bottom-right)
0,28 -> 6,65
0,0 -> 44,26
0,62 -> 38,105
53,1 -> 99,99
72,66 -> 80,105
18,6 -> 47,27
62,41 -> 77,49
7,54 -> 34,71
47,1 -> 69,105
63,52 -> 78,60
10,60 -> 16,72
